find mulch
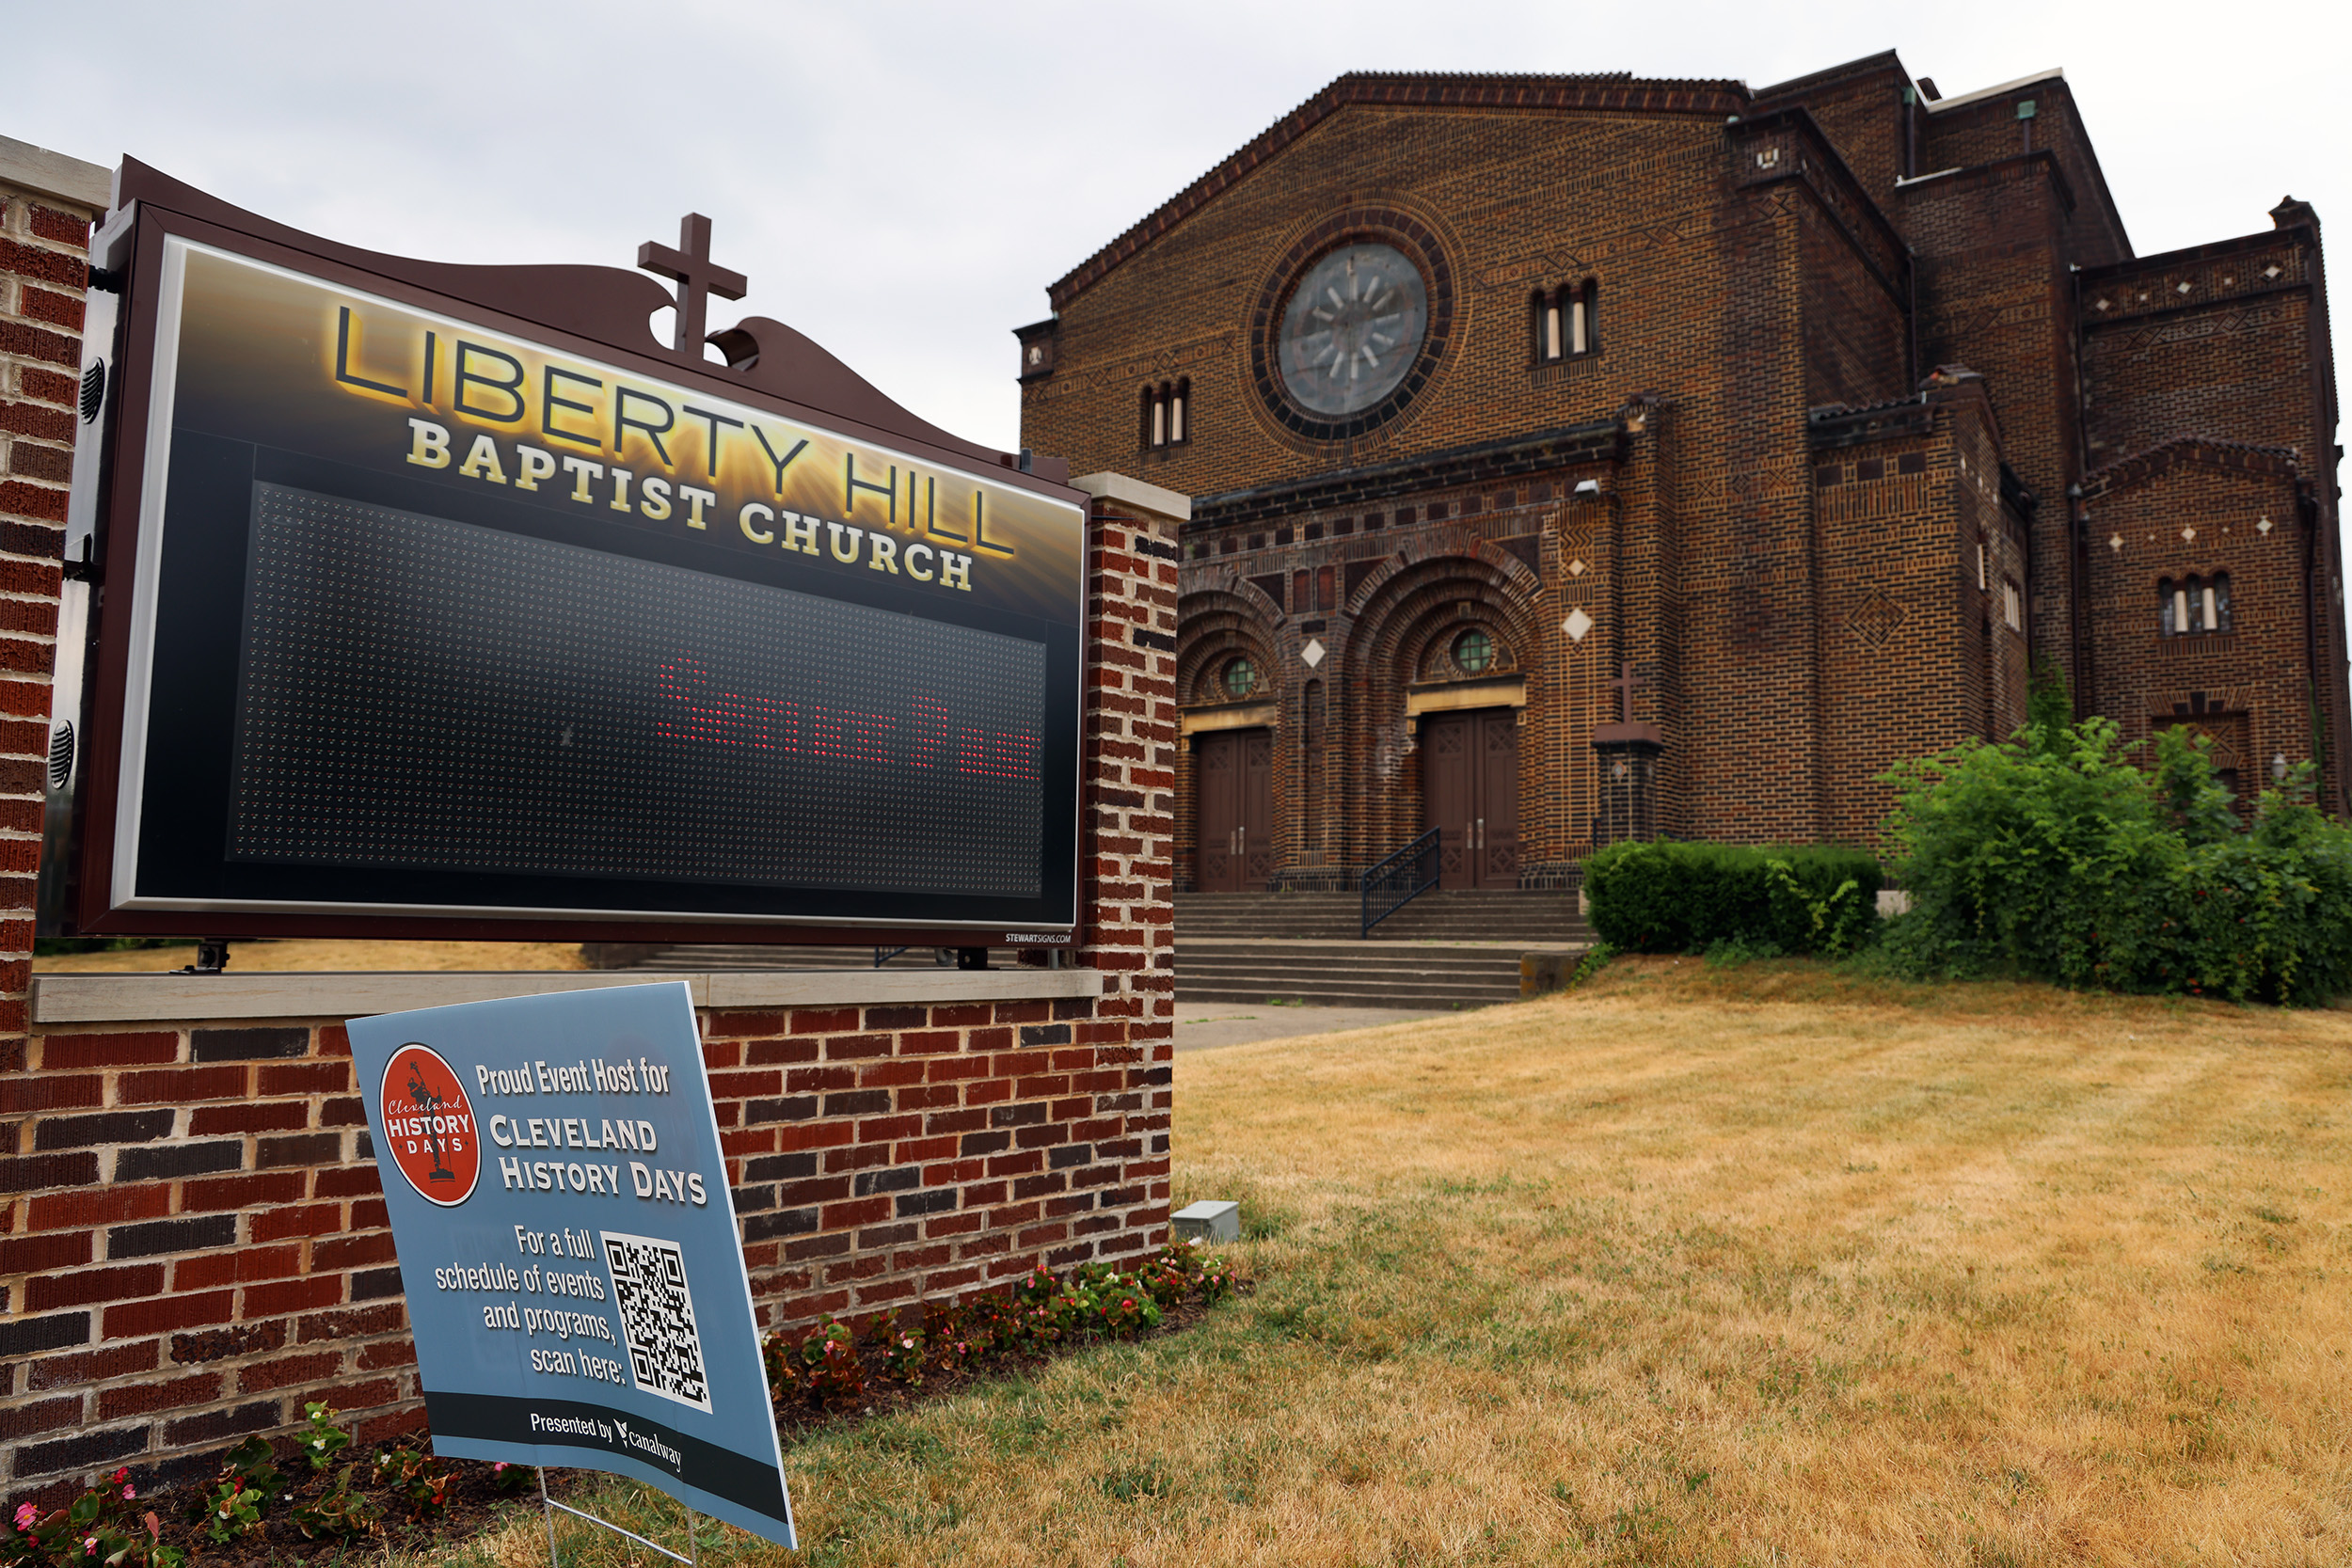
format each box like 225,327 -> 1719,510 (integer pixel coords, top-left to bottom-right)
767,1291 -> 1230,1444
123,1458 -> 582,1568
128,1294 -> 1235,1567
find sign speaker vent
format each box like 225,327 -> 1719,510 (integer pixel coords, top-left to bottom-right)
47,721 -> 73,790
80,360 -> 105,424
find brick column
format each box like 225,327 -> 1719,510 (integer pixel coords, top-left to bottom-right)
0,141 -> 103,1076
1068,473 -> 1185,1232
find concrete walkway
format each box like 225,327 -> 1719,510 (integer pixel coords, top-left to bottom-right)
1173,999 -> 1444,1053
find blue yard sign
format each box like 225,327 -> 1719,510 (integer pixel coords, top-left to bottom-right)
349,982 -> 795,1548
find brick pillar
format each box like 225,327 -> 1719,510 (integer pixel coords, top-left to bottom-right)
0,139 -> 107,1075
1068,473 -> 1184,1224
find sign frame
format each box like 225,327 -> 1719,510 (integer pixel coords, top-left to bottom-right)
44,161 -> 1089,947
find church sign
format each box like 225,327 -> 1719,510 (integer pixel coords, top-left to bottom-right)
46,163 -> 1086,945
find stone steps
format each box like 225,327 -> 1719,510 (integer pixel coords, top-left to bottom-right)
1174,887 -> 1589,1008
1176,938 -> 1570,1009
1177,889 -> 1589,944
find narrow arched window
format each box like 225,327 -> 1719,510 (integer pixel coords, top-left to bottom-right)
1534,290 -> 1563,364
1170,378 -> 1189,445
2178,574 -> 2214,632
1571,279 -> 1597,356
2161,578 -> 2184,636
1139,385 -> 1160,451
2208,573 -> 2232,633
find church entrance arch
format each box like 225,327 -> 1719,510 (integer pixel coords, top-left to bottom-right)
1195,727 -> 1274,892
1421,708 -> 1518,888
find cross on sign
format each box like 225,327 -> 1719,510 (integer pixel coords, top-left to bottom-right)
1611,661 -> 1644,724
638,214 -> 748,356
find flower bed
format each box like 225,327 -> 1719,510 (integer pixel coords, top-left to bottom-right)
765,1243 -> 1240,1425
1,1244 -> 1241,1568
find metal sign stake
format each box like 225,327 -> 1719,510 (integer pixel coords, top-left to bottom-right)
540,1466 -> 701,1566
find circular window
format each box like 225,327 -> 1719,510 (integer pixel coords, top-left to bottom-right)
1222,657 -> 1258,700
1249,211 -> 1454,443
1277,244 -> 1428,418
1452,629 -> 1494,676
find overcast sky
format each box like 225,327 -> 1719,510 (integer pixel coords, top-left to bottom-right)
12,1 -> 2343,462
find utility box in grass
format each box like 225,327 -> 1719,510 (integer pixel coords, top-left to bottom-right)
1521,951 -> 1574,996
1172,1200 -> 1240,1244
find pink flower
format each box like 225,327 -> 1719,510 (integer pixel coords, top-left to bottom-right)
84,1536 -> 99,1556
14,1503 -> 38,1528
121,1485 -> 135,1501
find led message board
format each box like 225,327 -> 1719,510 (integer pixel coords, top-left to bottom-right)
46,166 -> 1087,943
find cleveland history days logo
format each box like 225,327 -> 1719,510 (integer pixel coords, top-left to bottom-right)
380,1043 -> 482,1206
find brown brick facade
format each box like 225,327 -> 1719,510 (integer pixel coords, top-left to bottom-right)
1018,56 -> 2345,881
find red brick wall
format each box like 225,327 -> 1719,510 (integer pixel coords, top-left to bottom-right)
1074,493 -> 1180,1023
1,979 -> 1171,1505
0,179 -> 87,1079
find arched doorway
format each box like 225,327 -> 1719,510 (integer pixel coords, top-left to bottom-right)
1195,726 -> 1274,891
1339,548 -> 1542,882
1421,708 -> 1518,887
1176,587 -> 1281,895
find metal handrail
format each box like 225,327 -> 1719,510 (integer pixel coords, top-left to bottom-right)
1359,827 -> 1442,938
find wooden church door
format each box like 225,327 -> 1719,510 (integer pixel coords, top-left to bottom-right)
1195,728 -> 1274,892
1422,709 -> 1520,888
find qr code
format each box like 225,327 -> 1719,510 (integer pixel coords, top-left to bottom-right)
599,1231 -> 712,1413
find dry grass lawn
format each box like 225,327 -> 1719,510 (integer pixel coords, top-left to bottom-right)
437,958 -> 2350,1566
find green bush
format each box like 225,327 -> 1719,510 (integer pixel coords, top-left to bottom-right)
1584,841 -> 1882,957
1879,713 -> 2352,1005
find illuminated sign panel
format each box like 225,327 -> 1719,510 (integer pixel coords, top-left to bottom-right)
56,195 -> 1086,942
229,483 -> 1046,895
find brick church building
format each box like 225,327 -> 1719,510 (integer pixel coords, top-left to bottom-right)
1013,53 -> 2344,894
